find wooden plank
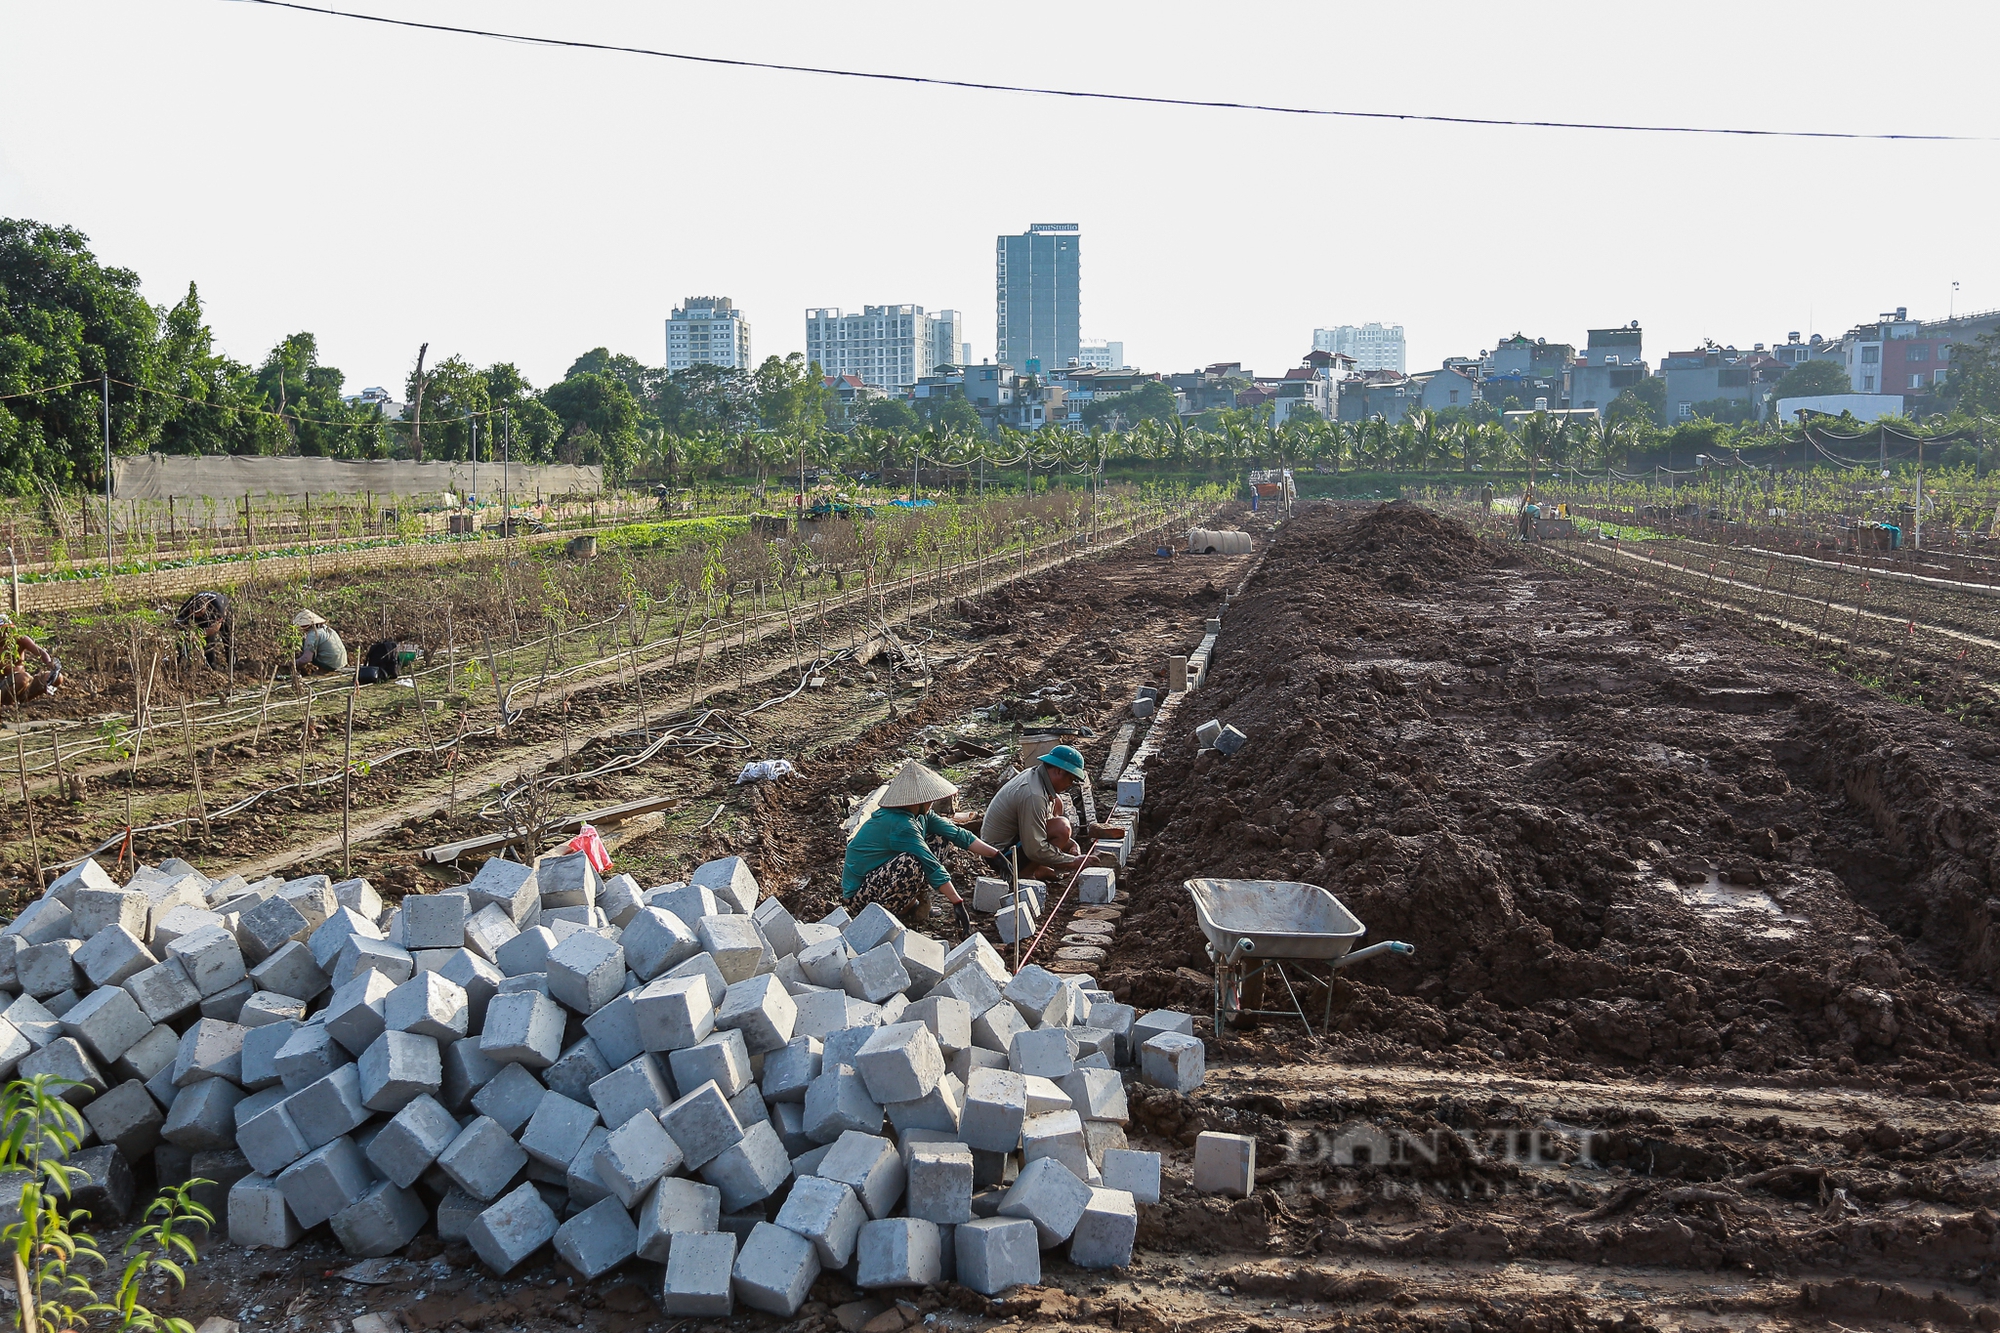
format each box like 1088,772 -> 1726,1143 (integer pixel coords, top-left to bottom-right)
422,792 -> 681,863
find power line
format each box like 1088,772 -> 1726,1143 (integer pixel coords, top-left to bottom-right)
230,1 -> 1988,144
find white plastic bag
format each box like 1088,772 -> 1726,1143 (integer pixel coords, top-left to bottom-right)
735,759 -> 795,784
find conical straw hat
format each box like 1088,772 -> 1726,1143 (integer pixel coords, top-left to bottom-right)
880,761 -> 957,808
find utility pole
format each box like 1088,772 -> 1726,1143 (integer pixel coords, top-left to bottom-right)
410,342 -> 429,462
102,371 -> 113,573
1915,436 -> 1924,550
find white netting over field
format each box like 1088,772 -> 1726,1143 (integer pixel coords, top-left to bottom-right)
113,455 -> 604,501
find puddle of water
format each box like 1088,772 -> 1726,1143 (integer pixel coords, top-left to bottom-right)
1654,872 -> 1804,939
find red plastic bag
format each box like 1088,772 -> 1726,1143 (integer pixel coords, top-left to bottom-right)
564,824 -> 612,873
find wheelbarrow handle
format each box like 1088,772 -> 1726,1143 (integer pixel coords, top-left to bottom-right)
1332,940 -> 1416,970
1222,937 -> 1256,967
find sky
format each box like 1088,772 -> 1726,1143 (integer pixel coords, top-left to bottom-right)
3,0 -> 1997,396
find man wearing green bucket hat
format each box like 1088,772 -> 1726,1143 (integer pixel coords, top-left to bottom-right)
980,744 -> 1115,879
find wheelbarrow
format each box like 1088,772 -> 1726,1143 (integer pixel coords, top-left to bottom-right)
1186,878 -> 1414,1038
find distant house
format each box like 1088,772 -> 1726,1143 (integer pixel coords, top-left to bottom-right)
1570,325 -> 1651,413
1419,365 -> 1478,413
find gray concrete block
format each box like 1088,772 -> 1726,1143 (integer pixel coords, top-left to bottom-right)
795,935 -> 851,991
1022,1075 -> 1070,1116
648,882 -> 716,930
358,1030 -> 441,1113
1193,1130 -> 1254,1196
38,986 -> 80,1018
621,907 -> 699,980
308,906 -> 381,972
439,1115 -> 530,1202
633,975 -> 714,1052
905,996 -> 973,1055
668,1028 -> 751,1100
0,1017 -> 28,1081
596,1109 -> 681,1208
536,850 -> 599,909
821,1024 -> 878,1071
330,1177 -> 428,1257
972,1002 -> 1029,1056
71,887 -> 149,941
997,1155 -> 1091,1248
172,1018 -> 245,1087
435,1187 -> 481,1242
759,1035 -> 821,1104
236,896 -> 310,965
1078,867 -> 1117,905
582,991 -> 644,1069
237,1097 -> 309,1175
660,1230 -> 735,1316
1009,1027 -> 1076,1080
321,969 -> 395,1056
463,903 -> 520,966
770,1099 -> 813,1156
637,1177 -> 721,1263
383,971 -> 469,1041
480,990 -> 565,1069
1022,1109 -> 1089,1179
1059,1067 -> 1128,1124
165,924 -> 247,998
792,989 -> 876,1041
521,1090 -> 599,1169
17,939 -> 82,999
149,904 -> 222,954
543,1036 -> 611,1106
439,1035 -> 500,1112
60,986 -> 150,1065
248,940 -> 329,1002
802,1063 -> 882,1143
956,1215 -> 1039,1294
273,1023 -> 349,1092
840,901 -> 903,956
400,894 -> 466,951
331,876 -> 383,921
854,1021 -> 944,1105
546,930 -> 624,1016
1069,1185 -> 1136,1268
228,1172 -> 302,1248
906,1142 -> 974,1225
714,973 -> 796,1056
817,1128 -> 904,1220
1100,1147 -> 1159,1204
856,1216 -> 941,1289
690,856 -> 758,915
931,961 -> 1005,1019
1004,965 -> 1067,1028
333,935 -> 414,989
878,993 -> 911,1026
1140,1031 -> 1205,1092
496,972 -> 547,998
660,1079 -> 742,1170
492,925 -> 556,978
564,1124 -> 615,1205
196,977 -> 253,1022
698,1117 -> 792,1212
726,1080 -> 768,1133
466,1181 -> 559,1275
288,1062 -> 371,1147
1130,1008 -> 1193,1046
275,876 -> 336,932
774,1172 -> 864,1267
233,1020 -> 294,1093
730,1221 -> 818,1318
885,1072 -> 963,1136
274,1134 -> 373,1228
749,897 -> 800,957
433,948 -> 504,1029
237,991 -> 306,1028
365,1092 -> 458,1188
840,943 -> 910,1006
44,858 -> 115,907
1067,1024 -> 1117,1067
471,1060 -> 545,1134
468,857 -> 539,925
588,1053 -> 674,1130
960,1067 -> 1027,1153
598,873 -> 643,929
696,915 -> 768,985
893,931 -> 947,995
663,950 -> 728,1007
553,1194 -> 637,1279
81,1079 -> 163,1162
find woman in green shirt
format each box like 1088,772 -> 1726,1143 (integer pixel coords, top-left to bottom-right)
843,761 -> 1000,932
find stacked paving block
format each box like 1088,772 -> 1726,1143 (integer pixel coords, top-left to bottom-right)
0,852 -> 1203,1308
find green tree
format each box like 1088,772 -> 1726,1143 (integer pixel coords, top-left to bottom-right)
754,353 -> 836,436
1610,374 -> 1667,427
913,391 -> 982,435
542,372 -> 640,477
861,397 -> 918,433
1769,358 -> 1853,403
1079,380 -> 1177,430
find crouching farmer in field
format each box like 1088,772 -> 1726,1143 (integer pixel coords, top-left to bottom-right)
842,761 -> 998,933
979,744 -> 1117,879
292,609 -> 348,676
0,613 -> 61,705
173,591 -> 233,670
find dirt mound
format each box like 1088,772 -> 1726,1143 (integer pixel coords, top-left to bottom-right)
1110,503 -> 2000,1091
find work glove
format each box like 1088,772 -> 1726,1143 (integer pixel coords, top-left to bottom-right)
952,901 -> 974,936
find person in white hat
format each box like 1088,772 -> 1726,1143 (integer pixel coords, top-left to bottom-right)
841,760 -> 1000,933
0,613 -> 61,705
292,609 -> 349,675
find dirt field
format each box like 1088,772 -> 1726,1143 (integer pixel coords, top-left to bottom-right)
68,501 -> 2000,1332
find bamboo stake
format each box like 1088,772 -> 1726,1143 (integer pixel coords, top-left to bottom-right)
179,700 -> 209,837
15,732 -> 42,888
342,685 -> 356,877
253,665 -> 278,746
299,686 -> 314,789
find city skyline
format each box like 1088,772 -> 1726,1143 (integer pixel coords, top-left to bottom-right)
2,1 -> 1994,396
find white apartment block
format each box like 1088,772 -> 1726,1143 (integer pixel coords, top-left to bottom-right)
805,304 -> 950,389
1077,339 -> 1125,371
1313,323 -> 1406,373
665,297 -> 753,372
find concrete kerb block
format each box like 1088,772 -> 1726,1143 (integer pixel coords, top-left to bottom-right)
795,936 -> 850,991
165,925 -> 247,999
553,1195 -> 637,1280
366,1093 -> 458,1187
634,974 -> 717,1054
689,855 -> 759,915
76,927 -> 157,990
905,995 -> 972,1055
971,1002 -> 1029,1056
546,931 -> 625,1016
730,1221 -> 819,1318
334,936 -> 415,990
714,973 -> 797,1056
520,1090 -> 600,1169
997,1155 -> 1092,1248
544,1037 -> 612,1106
955,1215 -> 1040,1294
1009,1028 -> 1076,1081
439,1115 -> 530,1202
1194,718 -> 1223,748
854,1021 -> 944,1106
248,941 -> 330,1002
44,858 -> 116,907
493,926 -> 557,979
696,915 -> 770,986
1003,965 -> 1067,1028
1193,1131 -> 1255,1197
597,874 -> 643,929
400,894 -> 467,952
840,944 -> 910,1006
802,1063 -> 882,1144
82,1079 -> 163,1162
275,876 -> 337,932
1214,724 -> 1248,756
440,1035 -> 501,1112
384,970 -> 470,1042
793,989 -> 875,1042
1069,1186 -> 1137,1268
237,992 -> 306,1029
1022,1109 -> 1090,1179
160,1073 -> 243,1151
697,1117 -> 793,1212
840,902 -> 904,956
660,1080 -> 744,1171
468,858 -> 539,925
288,1062 -> 371,1147
857,1216 -> 942,1290
480,990 -> 565,1069
330,1177 -> 429,1258
70,887 -> 149,941
564,1124 -> 615,1206
471,1061 -> 547,1134
321,970 -> 394,1057
822,1024 -> 879,1071
228,1173 -> 303,1249
582,991 -> 644,1069
236,896 -> 310,965
749,897 -> 800,958
537,850 -> 600,910
817,1128 -> 904,1220
649,883 -> 717,930
992,903 -> 1036,946
760,1035 -> 822,1104
621,907 -> 699,981
358,1030 -> 442,1113
596,1110 -> 681,1208
466,1181 -> 559,1276
331,876 -> 383,921
1078,868 -> 1117,905
637,1177 -> 723,1264
773,1173 -> 865,1268
275,1135 -> 372,1228
1022,1075 -> 1069,1117
662,1231 -> 735,1316
588,1052 -> 674,1129
960,1067 -> 1027,1153
906,1143 -> 974,1225
172,1018 -> 245,1087
307,907 -> 381,972
1059,1066 -> 1128,1123
669,1027 -> 751,1100
1140,1032 -> 1205,1093
1100,1148 -> 1160,1204
463,904 -> 519,965
61,986 -> 151,1065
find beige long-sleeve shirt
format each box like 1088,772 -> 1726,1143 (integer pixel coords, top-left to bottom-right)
978,764 -> 1081,871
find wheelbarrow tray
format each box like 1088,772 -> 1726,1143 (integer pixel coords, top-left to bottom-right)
1186,878 -> 1366,961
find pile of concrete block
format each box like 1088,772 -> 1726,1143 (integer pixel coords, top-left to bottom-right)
0,850 -> 1204,1317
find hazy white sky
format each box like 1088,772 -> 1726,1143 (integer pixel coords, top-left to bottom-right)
3,1 -> 1995,395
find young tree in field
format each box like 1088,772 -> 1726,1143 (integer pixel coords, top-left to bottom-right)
1769,358 -> 1855,403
